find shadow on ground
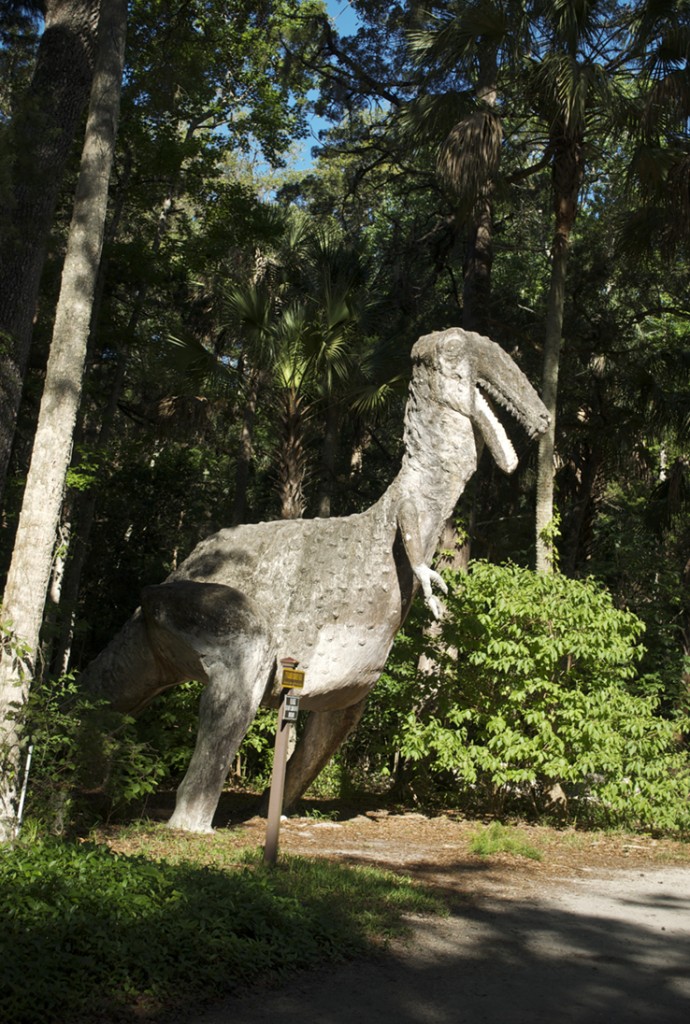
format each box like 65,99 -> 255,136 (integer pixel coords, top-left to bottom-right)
179,867 -> 690,1024
92,792 -> 690,1023
137,788 -> 399,825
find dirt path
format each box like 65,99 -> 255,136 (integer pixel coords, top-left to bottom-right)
171,810 -> 690,1024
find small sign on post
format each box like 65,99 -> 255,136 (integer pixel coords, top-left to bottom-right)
283,693 -> 300,722
263,657 -> 304,865
281,668 -> 305,689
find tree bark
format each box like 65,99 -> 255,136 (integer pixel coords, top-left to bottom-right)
231,370 -> 260,526
535,240 -> 567,571
51,176 -> 183,672
316,401 -> 340,518
276,386 -> 308,520
462,186 -> 494,336
0,0 -> 127,841
0,0 -> 99,506
535,134 -> 584,573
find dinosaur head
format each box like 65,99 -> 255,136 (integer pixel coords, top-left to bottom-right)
412,327 -> 550,473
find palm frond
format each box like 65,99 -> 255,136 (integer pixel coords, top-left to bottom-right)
533,0 -> 601,54
395,92 -> 474,150
223,283 -> 274,335
623,143 -> 690,248
633,0 -> 690,69
271,302 -> 312,392
281,208 -> 314,264
643,68 -> 690,131
222,283 -> 284,371
166,333 -> 235,387
408,1 -> 511,72
629,142 -> 679,187
523,51 -> 615,136
350,376 -> 407,418
437,108 -> 502,202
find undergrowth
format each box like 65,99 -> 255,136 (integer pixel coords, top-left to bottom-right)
469,822 -> 543,861
0,833 -> 441,1023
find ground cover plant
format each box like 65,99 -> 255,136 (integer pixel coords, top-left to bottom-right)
469,822 -> 543,861
0,831 -> 440,1023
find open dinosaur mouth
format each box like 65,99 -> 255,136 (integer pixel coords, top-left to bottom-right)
468,332 -> 550,473
474,384 -> 518,474
475,374 -> 550,474
480,379 -> 545,440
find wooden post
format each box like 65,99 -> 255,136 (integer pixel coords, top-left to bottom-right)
263,692 -> 291,865
264,657 -> 304,865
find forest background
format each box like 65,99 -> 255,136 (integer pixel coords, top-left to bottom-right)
1,0 -> 690,842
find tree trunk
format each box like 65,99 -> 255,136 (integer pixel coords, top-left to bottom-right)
462,187 -> 494,336
231,370 -> 260,526
316,401 -> 340,518
50,352 -> 128,675
535,242 -> 567,571
0,0 -> 127,842
535,134 -> 584,573
455,50 -> 499,336
562,444 -> 600,575
50,176 -> 183,672
276,386 -> 308,520
0,0 -> 99,506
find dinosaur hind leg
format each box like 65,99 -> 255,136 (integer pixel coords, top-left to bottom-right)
268,698 -> 368,814
167,642 -> 272,832
139,580 -> 275,833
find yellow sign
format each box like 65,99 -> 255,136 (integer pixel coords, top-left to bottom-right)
282,667 -> 305,689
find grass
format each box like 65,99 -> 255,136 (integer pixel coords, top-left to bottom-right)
0,828 -> 442,1024
469,822 -> 543,861
302,806 -> 341,821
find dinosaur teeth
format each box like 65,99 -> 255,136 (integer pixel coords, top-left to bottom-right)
479,378 -> 549,444
479,379 -> 521,423
474,386 -> 518,473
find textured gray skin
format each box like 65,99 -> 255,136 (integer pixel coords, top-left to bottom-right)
81,328 -> 549,831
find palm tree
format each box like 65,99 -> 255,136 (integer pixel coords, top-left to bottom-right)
623,0 -> 690,253
297,227 -> 366,516
271,305 -> 314,520
403,2 -> 631,570
225,223 -> 365,521
405,0 -> 530,334
524,0 -> 628,571
222,280 -> 283,523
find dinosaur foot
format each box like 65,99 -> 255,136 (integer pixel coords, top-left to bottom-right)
166,810 -> 215,833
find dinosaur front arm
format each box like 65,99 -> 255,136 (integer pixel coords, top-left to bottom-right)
397,500 -> 448,620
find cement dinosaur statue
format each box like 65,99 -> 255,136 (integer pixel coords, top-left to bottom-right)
81,327 -> 549,831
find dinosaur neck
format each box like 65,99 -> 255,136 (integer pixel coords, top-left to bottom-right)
390,390 -> 478,555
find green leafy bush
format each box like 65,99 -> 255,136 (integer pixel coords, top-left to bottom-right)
375,561 -> 690,832
134,686 -> 278,789
23,676 -> 279,832
22,675 -> 167,832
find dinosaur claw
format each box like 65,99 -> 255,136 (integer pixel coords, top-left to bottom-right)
429,569 -> 448,595
428,596 -> 445,620
414,564 -> 448,620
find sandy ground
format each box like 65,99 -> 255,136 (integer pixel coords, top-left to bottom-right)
164,810 -> 690,1024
